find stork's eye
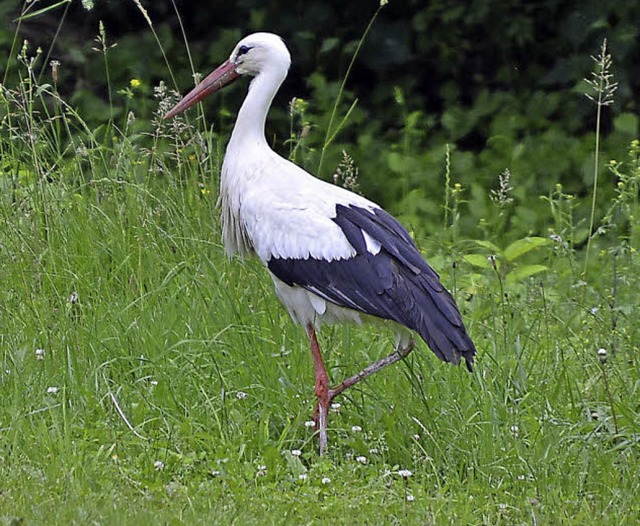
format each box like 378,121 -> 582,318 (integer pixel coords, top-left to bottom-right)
237,45 -> 252,58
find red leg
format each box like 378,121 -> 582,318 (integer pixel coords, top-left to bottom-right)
329,339 -> 415,399
307,324 -> 329,455
306,330 -> 416,454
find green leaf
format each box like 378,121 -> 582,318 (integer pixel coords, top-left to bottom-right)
14,0 -> 71,21
320,37 -> 340,54
473,240 -> 502,254
613,113 -> 639,136
503,237 -> 550,261
506,264 -> 548,284
462,254 -> 494,269
387,152 -> 404,174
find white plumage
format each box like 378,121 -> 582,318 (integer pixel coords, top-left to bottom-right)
165,32 -> 476,455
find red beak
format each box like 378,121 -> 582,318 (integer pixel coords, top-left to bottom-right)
164,60 -> 240,119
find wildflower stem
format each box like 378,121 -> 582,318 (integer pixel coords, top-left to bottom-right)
444,144 -> 451,230
600,362 -> 619,434
583,38 -> 617,276
584,100 -> 602,275
317,4 -> 385,176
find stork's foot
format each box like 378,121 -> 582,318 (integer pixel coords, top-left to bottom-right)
312,387 -> 339,432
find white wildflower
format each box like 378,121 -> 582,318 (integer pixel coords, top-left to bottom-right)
35,348 -> 46,360
154,460 -> 165,471
291,449 -> 302,457
321,477 -> 331,485
398,469 -> 412,479
236,391 -> 247,400
406,494 -> 415,502
355,456 -> 368,465
46,386 -> 59,394
351,425 -> 362,433
304,420 -> 315,428
298,473 -> 308,481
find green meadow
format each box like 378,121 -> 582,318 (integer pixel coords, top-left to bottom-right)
1,1 -> 639,524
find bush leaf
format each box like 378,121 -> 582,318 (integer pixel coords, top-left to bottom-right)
462,254 -> 494,269
506,264 -> 548,284
503,237 -> 550,261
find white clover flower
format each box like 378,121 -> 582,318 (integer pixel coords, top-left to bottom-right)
291,449 -> 302,457
330,402 -> 341,413
355,456 -> 368,465
46,386 -> 59,394
406,494 -> 415,502
35,348 -> 46,360
304,420 -> 315,428
298,473 -> 308,481
150,380 -> 158,386
321,477 -> 331,485
154,460 -> 165,471
597,348 -> 608,363
398,469 -> 412,479
351,425 -> 362,433
236,391 -> 247,400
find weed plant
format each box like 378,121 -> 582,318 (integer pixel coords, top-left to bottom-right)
0,2 -> 639,524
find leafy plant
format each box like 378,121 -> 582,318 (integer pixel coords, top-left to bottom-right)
462,236 -> 552,285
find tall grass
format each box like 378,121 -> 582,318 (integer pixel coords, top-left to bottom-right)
583,38 -> 618,275
0,5 -> 639,525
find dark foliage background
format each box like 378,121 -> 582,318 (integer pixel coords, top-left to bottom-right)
2,0 -> 639,243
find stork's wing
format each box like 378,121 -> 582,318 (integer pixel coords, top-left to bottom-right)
267,204 -> 476,369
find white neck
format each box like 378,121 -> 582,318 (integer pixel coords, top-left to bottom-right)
229,65 -> 288,149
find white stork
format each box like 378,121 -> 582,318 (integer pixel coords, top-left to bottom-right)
165,32 -> 476,454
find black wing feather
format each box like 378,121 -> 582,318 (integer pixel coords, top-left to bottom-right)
268,204 -> 476,370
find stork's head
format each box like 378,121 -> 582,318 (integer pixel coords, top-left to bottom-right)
164,32 -> 291,120
230,32 -> 291,76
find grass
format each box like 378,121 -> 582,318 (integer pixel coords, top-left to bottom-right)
1,13 -> 640,526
